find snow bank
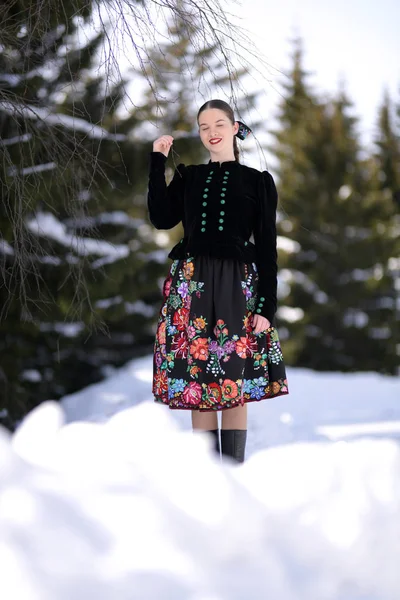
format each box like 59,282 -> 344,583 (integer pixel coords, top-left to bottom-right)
1,399 -> 399,600
61,359 -> 400,455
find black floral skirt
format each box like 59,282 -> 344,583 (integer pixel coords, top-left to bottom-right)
152,255 -> 289,411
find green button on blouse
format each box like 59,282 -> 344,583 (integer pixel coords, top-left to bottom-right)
199,168 -> 230,236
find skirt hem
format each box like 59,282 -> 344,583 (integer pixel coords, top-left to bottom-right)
153,387 -> 289,412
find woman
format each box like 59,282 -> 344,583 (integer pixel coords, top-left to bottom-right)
147,99 -> 289,463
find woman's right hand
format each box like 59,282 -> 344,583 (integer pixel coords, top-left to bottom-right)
153,135 -> 174,157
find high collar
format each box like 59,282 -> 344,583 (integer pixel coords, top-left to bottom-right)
207,159 -> 238,166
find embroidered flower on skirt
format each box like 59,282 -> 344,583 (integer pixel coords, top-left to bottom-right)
152,255 -> 289,411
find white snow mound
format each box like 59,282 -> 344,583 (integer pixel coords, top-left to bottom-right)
0,399 -> 399,600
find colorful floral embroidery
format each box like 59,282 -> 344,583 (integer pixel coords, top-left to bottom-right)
152,257 -> 289,411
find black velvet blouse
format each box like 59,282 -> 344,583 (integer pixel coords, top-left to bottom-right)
147,151 -> 278,323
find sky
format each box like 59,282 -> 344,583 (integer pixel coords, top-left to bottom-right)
233,0 -> 399,152
119,0 -> 399,171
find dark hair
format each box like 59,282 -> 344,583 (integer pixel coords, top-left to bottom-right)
197,99 -> 240,162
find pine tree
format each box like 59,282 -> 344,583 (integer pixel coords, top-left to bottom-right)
375,90 -> 400,195
273,41 -> 398,373
270,39 -> 321,362
0,2 -> 159,425
372,90 -> 400,372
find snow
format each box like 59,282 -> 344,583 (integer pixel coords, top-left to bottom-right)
26,211 -> 130,260
0,133 -> 32,146
65,212 -> 143,230
39,322 -> 85,337
0,100 -> 125,141
277,235 -> 300,253
339,184 -> 352,199
20,370 -> 42,383
37,255 -> 62,265
78,189 -> 91,202
0,239 -> 14,255
91,252 -> 129,269
389,256 -> 400,271
98,211 -> 142,227
369,326 -> 392,339
7,161 -> 57,176
277,305 -> 304,322
125,299 -> 156,316
95,296 -> 157,316
0,237 -> 63,264
0,74 -> 21,86
140,249 -> 169,263
95,295 -> 123,309
343,308 -> 369,328
0,358 -> 399,599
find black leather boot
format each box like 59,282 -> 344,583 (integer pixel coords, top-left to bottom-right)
221,429 -> 247,463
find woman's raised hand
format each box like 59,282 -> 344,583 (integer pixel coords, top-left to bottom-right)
153,135 -> 174,158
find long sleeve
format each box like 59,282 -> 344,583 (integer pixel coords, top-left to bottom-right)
253,170 -> 278,323
147,151 -> 186,230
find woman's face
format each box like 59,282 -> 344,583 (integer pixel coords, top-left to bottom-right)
198,108 -> 238,154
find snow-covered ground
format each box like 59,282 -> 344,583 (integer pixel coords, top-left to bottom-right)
61,357 -> 400,453
1,356 -> 399,599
